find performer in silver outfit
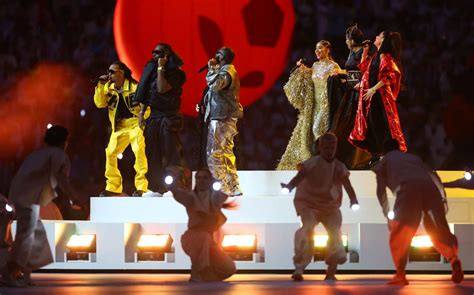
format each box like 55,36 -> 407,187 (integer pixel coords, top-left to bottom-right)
203,47 -> 243,196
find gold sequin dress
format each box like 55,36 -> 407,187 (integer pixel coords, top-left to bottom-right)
277,60 -> 340,170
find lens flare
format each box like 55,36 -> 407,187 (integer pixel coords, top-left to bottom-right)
164,175 -> 174,185
464,171 -> 472,181
387,211 -> 395,220
212,181 -> 222,191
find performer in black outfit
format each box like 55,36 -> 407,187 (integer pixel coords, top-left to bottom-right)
135,43 -> 187,195
327,24 -> 375,168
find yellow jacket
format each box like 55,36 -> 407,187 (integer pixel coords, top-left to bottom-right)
94,79 -> 149,131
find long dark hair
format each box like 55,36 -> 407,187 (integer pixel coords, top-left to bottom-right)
369,31 -> 403,87
112,60 -> 138,84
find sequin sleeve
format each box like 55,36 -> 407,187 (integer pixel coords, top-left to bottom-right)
283,67 -> 314,111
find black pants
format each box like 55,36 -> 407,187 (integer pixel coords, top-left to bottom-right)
144,115 -> 187,193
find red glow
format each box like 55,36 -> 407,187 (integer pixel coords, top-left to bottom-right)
113,0 -> 295,116
0,63 -> 81,159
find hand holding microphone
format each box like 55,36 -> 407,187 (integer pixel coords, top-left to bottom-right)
97,74 -> 109,84
290,58 -> 307,73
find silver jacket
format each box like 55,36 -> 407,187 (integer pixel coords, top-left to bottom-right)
204,64 -> 243,121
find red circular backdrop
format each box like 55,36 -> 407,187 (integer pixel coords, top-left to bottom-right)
114,0 -> 295,116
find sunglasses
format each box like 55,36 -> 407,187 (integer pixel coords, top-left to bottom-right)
108,69 -> 122,75
151,50 -> 166,56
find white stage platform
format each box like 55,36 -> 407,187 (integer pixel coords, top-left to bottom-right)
13,171 -> 474,271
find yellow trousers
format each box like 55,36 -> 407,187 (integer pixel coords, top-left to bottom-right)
105,118 -> 148,193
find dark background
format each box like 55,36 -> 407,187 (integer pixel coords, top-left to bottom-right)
1,0 -> 473,203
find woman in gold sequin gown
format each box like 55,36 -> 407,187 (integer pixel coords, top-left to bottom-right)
277,41 -> 340,170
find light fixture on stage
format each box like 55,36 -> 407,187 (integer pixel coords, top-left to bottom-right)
136,234 -> 173,261
409,235 -> 440,262
313,234 -> 348,261
212,181 -> 222,191
164,175 -> 174,185
464,171 -> 472,181
387,211 -> 395,220
351,204 -> 360,211
222,234 -> 257,261
66,234 -> 96,261
47,123 -> 53,129
80,109 -> 86,117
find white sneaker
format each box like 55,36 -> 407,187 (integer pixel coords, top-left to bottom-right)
142,191 -> 163,198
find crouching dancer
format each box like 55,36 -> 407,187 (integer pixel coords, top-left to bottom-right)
373,139 -> 464,285
168,168 -> 237,282
281,132 -> 358,281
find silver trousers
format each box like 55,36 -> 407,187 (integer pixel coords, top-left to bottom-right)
206,118 -> 241,195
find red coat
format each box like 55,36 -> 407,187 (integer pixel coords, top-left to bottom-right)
349,53 -> 407,152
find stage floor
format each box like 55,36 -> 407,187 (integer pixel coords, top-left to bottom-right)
1,274 -> 473,294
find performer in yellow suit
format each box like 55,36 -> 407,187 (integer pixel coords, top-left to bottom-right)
94,61 -> 149,196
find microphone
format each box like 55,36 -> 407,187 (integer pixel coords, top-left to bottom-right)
289,58 -> 307,73
91,75 -> 109,84
197,64 -> 208,73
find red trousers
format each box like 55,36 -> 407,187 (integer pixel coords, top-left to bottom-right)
389,181 -> 458,271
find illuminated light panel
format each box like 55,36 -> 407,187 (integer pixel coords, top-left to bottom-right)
314,234 -> 348,248
222,234 -> 257,261
222,235 -> 256,248
137,234 -> 172,251
67,234 -> 95,249
411,235 -> 434,248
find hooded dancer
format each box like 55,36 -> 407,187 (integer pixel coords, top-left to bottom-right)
203,47 -> 243,196
281,132 -> 358,281
169,168 -> 237,282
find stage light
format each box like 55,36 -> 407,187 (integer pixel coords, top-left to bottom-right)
464,171 -> 472,181
212,181 -> 222,191
281,187 -> 290,194
117,153 -> 123,160
222,234 -> 257,261
409,235 -> 440,262
313,234 -> 349,261
47,123 -> 52,129
136,234 -> 173,261
66,234 -> 96,261
80,109 -> 86,117
5,204 -> 13,212
411,235 -> 433,248
164,175 -> 174,185
351,204 -> 360,211
387,211 -> 395,220
314,234 -> 348,248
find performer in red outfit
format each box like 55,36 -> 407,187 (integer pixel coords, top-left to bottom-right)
349,31 -> 407,160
